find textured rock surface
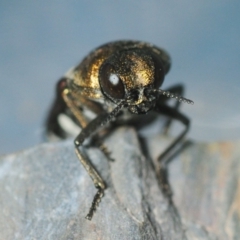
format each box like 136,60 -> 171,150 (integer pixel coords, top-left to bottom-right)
147,136 -> 240,240
1,127 -> 238,239
0,127 -> 186,240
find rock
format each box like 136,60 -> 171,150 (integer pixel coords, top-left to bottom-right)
1,127 -> 234,239
0,127 -> 183,239
147,136 -> 240,240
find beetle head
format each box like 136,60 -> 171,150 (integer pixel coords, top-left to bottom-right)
99,49 -> 167,114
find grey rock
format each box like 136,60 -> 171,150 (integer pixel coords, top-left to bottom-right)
0,127 -> 187,240
2,127 -> 236,240
147,136 -> 240,240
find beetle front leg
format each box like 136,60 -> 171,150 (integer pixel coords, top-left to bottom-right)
58,83 -> 125,219
73,104 -> 125,220
154,103 -> 190,196
155,103 -> 190,162
73,113 -> 109,220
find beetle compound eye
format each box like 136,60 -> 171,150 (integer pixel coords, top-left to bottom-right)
99,63 -> 125,99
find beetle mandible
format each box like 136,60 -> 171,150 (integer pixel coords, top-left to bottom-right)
46,40 -> 194,220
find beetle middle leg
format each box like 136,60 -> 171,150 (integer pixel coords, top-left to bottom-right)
90,135 -> 114,161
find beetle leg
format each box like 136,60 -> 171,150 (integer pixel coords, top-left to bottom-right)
73,103 -> 125,220
89,128 -> 115,161
75,146 -> 105,220
155,103 -> 189,162
98,143 -> 113,161
62,88 -> 88,129
46,78 -> 69,138
62,87 -> 114,160
73,113 -> 108,220
158,84 -> 184,134
154,103 -> 190,195
62,88 -> 124,220
60,91 -> 107,219
91,137 -> 114,161
46,78 -> 92,138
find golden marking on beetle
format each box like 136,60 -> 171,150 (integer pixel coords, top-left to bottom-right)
128,53 -> 154,87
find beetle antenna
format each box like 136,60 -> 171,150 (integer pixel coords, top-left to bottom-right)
155,89 -> 194,105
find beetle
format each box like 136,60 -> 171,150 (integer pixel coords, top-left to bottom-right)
46,40 -> 194,220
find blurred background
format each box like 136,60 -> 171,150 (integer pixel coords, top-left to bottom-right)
0,1 -> 239,155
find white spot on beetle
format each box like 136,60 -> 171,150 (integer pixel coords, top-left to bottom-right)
109,74 -> 119,85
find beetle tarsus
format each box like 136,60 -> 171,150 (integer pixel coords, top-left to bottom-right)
86,188 -> 104,220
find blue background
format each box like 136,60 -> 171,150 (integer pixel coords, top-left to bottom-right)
1,1 -> 240,155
